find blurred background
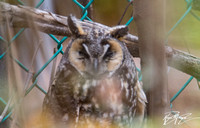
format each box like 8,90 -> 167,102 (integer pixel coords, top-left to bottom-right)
0,0 -> 200,127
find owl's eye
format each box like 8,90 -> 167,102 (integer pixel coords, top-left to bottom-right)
103,47 -> 115,61
78,49 -> 89,59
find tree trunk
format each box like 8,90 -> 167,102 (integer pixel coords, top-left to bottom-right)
133,0 -> 169,126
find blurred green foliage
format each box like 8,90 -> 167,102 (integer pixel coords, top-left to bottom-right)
94,0 -> 127,25
167,0 -> 200,55
94,0 -> 200,55
93,0 -> 137,35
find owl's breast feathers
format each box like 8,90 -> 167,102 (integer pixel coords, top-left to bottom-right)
43,63 -> 146,127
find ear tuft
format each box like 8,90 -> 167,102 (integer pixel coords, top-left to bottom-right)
109,25 -> 128,38
68,15 -> 85,36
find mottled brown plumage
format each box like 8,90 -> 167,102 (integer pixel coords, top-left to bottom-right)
42,15 -> 147,128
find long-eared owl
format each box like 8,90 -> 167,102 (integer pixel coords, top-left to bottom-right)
42,15 -> 147,128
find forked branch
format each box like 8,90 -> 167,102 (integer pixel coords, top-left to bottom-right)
0,2 -> 200,79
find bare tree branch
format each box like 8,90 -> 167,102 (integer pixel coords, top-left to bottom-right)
133,0 -> 169,123
0,2 -> 200,80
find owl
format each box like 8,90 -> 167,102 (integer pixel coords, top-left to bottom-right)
42,15 -> 147,128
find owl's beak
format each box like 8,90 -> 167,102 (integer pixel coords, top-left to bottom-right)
84,58 -> 101,79
93,58 -> 99,74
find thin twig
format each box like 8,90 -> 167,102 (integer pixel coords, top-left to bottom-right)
117,1 -> 133,25
0,95 -> 13,123
49,48 -> 57,87
23,39 -> 43,92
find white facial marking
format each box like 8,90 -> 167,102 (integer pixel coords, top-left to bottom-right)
82,43 -> 90,56
102,44 -> 110,57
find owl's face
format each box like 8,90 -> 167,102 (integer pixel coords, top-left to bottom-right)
67,16 -> 128,79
